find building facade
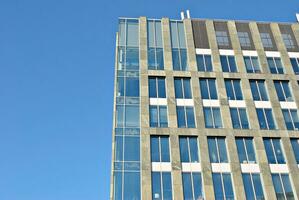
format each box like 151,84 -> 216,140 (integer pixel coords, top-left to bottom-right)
110,14 -> 299,200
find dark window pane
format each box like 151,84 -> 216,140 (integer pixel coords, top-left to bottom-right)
209,79 -> 218,99
158,78 -> 166,98
148,48 -> 156,70
189,137 -> 199,162
186,107 -> 195,128
183,79 -> 192,99
152,172 -> 162,199
265,109 -> 276,130
223,174 -> 234,199
252,174 -> 264,200
199,79 -> 209,99
177,106 -> 186,128
197,55 -> 205,71
151,137 -> 160,162
126,77 -> 139,97
150,106 -> 158,127
204,107 -> 213,128
208,138 -> 218,163
218,138 -> 228,163
179,137 -> 190,162
214,108 -> 223,128
124,136 -> 140,161
149,77 -> 157,98
291,139 -> 299,163
162,172 -> 173,200
243,174 -> 255,200
212,173 -> 224,199
125,105 -> 139,127
156,48 -> 164,70
205,55 -> 213,72
272,139 -> 285,164
124,172 -> 140,200
172,49 -> 180,70
115,136 -> 123,161
281,174 -> 295,200
257,109 -> 267,129
161,137 -> 170,162
174,79 -> 183,98
193,173 -> 204,200
240,108 -> 249,129
264,139 -> 276,164
236,138 -> 247,163
230,108 -> 241,129
159,106 -> 168,127
180,49 -> 188,71
220,56 -> 229,72
228,56 -> 237,72
182,173 -> 193,200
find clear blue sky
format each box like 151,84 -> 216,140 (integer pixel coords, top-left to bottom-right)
0,0 -> 298,199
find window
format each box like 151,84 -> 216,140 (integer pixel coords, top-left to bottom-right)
236,138 -> 256,163
149,105 -> 168,127
281,33 -> 295,49
272,174 -> 295,200
179,137 -> 199,163
230,108 -> 249,129
150,136 -> 170,162
220,55 -> 237,72
290,58 -> 299,75
170,21 -> 187,71
199,78 -> 218,100
174,78 -> 192,99
216,31 -> 229,46
260,32 -> 273,48
225,79 -> 243,100
118,47 -> 139,71
290,138 -> 299,164
238,32 -> 251,47
249,80 -> 269,101
256,108 -> 276,130
282,109 -> 299,130
182,172 -> 204,200
116,105 -> 140,128
263,138 -> 285,164
208,137 -> 228,163
177,106 -> 195,128
117,76 -> 139,97
212,173 -> 234,200
114,171 -> 141,200
244,56 -> 261,73
196,54 -> 213,72
242,173 -> 264,200
274,80 -> 293,102
203,107 -> 223,128
152,172 -> 173,200
149,77 -> 166,98
115,135 -> 140,162
267,57 -> 284,74
148,20 -> 164,70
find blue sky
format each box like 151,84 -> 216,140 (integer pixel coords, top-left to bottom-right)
0,0 -> 298,199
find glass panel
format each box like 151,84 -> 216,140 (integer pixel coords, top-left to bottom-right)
258,80 -> 268,101
182,173 -> 193,200
150,106 -> 158,127
234,80 -> 243,100
125,105 -> 139,127
244,56 -> 253,73
228,56 -> 237,72
116,105 -> 124,127
282,109 -> 293,130
178,22 -> 186,48
156,48 -> 164,70
114,172 -> 123,200
193,173 -> 204,200
197,55 -> 205,71
148,48 -> 156,70
159,106 -> 168,128
252,57 -> 261,72
183,79 -> 192,98
152,172 -> 162,200
242,174 -> 255,200
180,49 -> 188,71
225,80 -> 234,100
147,21 -> 155,47
205,55 -> 213,72
282,82 -> 293,101
186,107 -> 195,128
272,139 -> 285,164
218,138 -> 228,163
212,173 -> 224,199
275,58 -> 284,74
174,78 -> 183,98
179,137 -> 190,162
149,77 -> 157,98
236,138 -> 247,163
118,19 -> 126,46
250,81 -> 260,101
125,47 -> 139,70
230,108 -> 241,129
214,108 -> 223,128
208,138 -> 218,163
170,22 -> 179,48
204,107 -> 213,128
257,109 -> 267,129
245,138 -> 256,162
223,174 -> 234,200
272,174 -> 285,200
208,79 -> 217,99
158,78 -> 166,98
220,56 -> 229,72
281,174 -> 295,200
265,109 -> 276,130
252,174 -> 264,200
126,20 -> 139,47
189,137 -> 199,162
274,81 -> 285,101
151,137 -> 160,162
126,77 -> 139,97
115,136 -> 123,161
161,137 -> 170,162
240,108 -> 249,129
123,172 -> 140,200
124,136 -> 140,161
155,22 -> 163,48
162,172 -> 173,200
264,139 -> 276,164
267,58 -> 276,74
177,106 -> 186,128
290,58 -> 299,74
117,77 -> 125,97
290,139 -> 299,163
199,79 -> 209,99
290,110 -> 299,130
172,49 -> 180,71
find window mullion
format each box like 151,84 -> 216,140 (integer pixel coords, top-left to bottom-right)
160,172 -> 164,200
207,80 -> 211,100
279,174 -> 288,200
211,107 -> 216,128
256,81 -> 262,101
250,173 -> 258,200
289,109 -> 295,130
237,108 -> 243,129
231,80 -> 236,100
263,109 -> 269,130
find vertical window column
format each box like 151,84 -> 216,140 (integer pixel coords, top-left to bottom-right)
148,20 -> 164,70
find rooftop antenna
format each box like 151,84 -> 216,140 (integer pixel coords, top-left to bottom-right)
180,11 -> 185,20
186,10 -> 191,19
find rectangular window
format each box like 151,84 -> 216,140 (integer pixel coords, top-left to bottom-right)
244,56 -> 261,73
236,137 -> 256,163
267,57 -> 284,74
290,138 -> 299,164
225,79 -> 243,100
149,105 -> 168,127
182,172 -> 204,200
272,174 -> 295,200
149,77 -> 166,98
263,138 -> 285,164
282,109 -> 299,130
220,55 -> 237,72
249,80 -> 269,101
179,137 -> 199,163
260,32 -> 273,48
177,106 -> 196,128
148,20 -> 164,70
208,137 -> 228,163
230,108 -> 249,129
116,105 -> 140,128
242,173 -> 264,200
152,172 -> 173,200
212,173 -> 234,199
196,54 -> 212,72
274,80 -> 293,102
290,58 -> 299,75
256,108 -> 276,130
170,21 -> 187,71
281,33 -> 295,49
150,136 -> 170,162
118,47 -> 139,71
238,32 -> 251,47
174,78 -> 192,99
216,31 -> 229,46
199,78 -> 218,100
203,107 -> 223,128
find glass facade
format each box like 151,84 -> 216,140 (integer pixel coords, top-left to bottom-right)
152,172 -> 173,200
274,80 -> 293,102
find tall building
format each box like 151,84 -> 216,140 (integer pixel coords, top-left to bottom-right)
110,13 -> 299,200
